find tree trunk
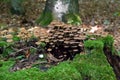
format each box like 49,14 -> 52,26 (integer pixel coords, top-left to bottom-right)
36,0 -> 82,26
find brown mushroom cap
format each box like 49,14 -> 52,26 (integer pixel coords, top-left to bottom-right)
47,48 -> 52,52
69,34 -> 74,37
58,39 -> 64,42
64,41 -> 69,44
64,46 -> 69,48
71,46 -> 78,48
58,35 -> 63,38
45,39 -> 49,43
73,49 -> 79,52
40,39 -> 45,42
49,42 -> 54,45
78,43 -> 83,47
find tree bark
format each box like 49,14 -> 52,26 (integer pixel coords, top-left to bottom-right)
36,0 -> 82,26
103,47 -> 120,80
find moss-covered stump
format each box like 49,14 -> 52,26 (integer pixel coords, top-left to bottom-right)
72,37 -> 116,80
72,54 -> 116,80
76,35 -> 120,80
103,36 -> 120,80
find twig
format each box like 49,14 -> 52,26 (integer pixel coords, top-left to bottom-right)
32,61 -> 48,65
8,47 -> 31,58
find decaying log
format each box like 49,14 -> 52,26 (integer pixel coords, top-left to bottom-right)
104,47 -> 120,80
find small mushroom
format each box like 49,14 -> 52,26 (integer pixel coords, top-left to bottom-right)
58,39 -> 64,42
64,46 -> 69,48
47,48 -> 52,52
64,41 -> 69,44
58,35 -> 63,38
71,46 -> 78,48
73,49 -> 79,52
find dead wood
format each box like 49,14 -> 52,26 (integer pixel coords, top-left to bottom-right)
103,47 -> 120,80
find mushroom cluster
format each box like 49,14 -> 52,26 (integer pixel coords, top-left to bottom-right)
39,21 -> 90,60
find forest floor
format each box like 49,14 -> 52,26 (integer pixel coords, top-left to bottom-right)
0,1 -> 120,51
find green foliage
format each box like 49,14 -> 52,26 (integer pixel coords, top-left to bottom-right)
30,47 -> 37,54
2,46 -> 14,57
0,41 -> 14,57
0,32 -> 22,57
12,35 -> 20,42
114,12 -> 120,16
39,42 -> 46,48
0,41 -> 8,47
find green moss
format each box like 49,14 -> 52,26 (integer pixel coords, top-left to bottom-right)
36,12 -> 53,27
102,35 -> 114,49
0,60 -> 42,80
44,62 -> 82,80
84,40 -> 104,53
72,50 -> 116,80
63,13 -> 82,25
102,35 -> 120,56
72,59 -> 116,80
85,35 -> 119,56
73,37 -> 116,80
0,60 -> 81,80
36,12 -> 82,26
